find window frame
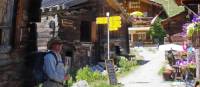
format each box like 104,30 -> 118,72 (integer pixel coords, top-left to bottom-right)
0,0 -> 15,53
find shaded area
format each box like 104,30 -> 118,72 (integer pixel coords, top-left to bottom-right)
137,60 -> 149,65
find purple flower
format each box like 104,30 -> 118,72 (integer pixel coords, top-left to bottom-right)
192,15 -> 200,23
181,23 -> 190,36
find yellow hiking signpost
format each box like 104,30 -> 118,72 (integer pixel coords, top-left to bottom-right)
96,16 -> 121,31
96,13 -> 121,85
96,17 -> 107,24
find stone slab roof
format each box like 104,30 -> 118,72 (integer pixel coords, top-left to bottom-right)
42,0 -> 88,8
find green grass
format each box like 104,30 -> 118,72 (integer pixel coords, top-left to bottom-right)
153,0 -> 184,17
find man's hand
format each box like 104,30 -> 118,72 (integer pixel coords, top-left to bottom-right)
64,75 -> 70,80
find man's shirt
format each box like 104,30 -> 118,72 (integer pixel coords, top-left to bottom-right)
43,51 -> 67,82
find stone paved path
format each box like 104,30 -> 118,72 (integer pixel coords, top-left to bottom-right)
119,47 -> 186,87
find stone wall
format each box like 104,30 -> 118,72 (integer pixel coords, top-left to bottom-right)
37,15 -> 59,51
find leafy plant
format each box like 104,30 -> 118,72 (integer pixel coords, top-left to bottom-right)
92,71 -> 107,80
76,66 -> 106,82
118,56 -> 137,72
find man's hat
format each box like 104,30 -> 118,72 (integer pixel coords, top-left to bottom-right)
47,37 -> 64,48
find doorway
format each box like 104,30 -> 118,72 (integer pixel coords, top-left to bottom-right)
80,21 -> 91,42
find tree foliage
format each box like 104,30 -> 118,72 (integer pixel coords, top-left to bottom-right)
148,18 -> 166,44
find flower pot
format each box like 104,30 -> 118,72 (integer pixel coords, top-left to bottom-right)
163,69 -> 174,81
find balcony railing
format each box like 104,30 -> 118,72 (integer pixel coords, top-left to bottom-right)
129,17 -> 153,27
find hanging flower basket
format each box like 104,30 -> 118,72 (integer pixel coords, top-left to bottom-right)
186,23 -> 196,37
192,30 -> 200,48
185,21 -> 200,48
130,11 -> 144,17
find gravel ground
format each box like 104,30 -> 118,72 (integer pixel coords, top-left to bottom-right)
119,47 -> 186,87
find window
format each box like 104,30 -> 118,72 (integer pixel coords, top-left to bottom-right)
143,12 -> 148,17
129,0 -> 140,9
129,34 -> 131,40
0,27 -> 11,53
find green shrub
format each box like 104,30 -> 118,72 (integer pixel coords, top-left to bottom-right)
92,71 -> 107,80
76,66 -> 106,82
76,66 -> 93,82
119,56 -> 137,72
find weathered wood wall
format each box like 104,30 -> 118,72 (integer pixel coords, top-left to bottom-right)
0,0 -> 40,86
0,0 -> 25,87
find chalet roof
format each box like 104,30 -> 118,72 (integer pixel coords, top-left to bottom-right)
161,11 -> 189,35
42,0 -> 68,8
145,0 -> 168,18
41,0 -> 88,8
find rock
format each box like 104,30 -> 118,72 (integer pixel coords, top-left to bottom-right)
72,80 -> 89,87
102,70 -> 107,76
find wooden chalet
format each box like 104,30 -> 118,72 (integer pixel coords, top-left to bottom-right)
0,0 -> 127,86
0,0 -> 42,87
161,11 -> 190,44
39,0 -> 129,68
120,0 -> 168,46
162,0 -> 200,46
174,0 -> 200,48
121,0 -> 166,16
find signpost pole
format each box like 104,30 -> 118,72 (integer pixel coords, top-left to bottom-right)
106,12 -> 110,60
96,14 -> 120,85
